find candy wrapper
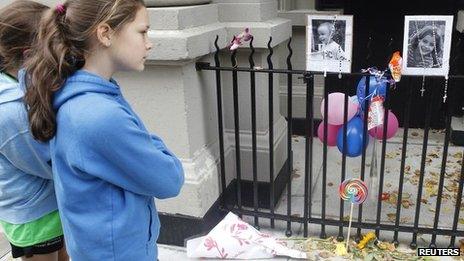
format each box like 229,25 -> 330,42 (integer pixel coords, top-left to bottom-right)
388,51 -> 402,82
367,95 -> 385,130
186,212 -> 307,259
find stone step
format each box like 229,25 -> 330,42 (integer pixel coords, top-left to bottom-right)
148,4 -> 219,30
217,0 -> 277,22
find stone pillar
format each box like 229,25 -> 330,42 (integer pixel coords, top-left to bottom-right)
212,0 -> 291,203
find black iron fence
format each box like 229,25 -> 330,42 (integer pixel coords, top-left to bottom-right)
195,35 -> 464,248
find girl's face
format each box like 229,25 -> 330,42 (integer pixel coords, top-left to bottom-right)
418,34 -> 434,56
317,25 -> 331,44
110,7 -> 153,72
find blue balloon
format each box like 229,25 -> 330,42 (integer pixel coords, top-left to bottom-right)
356,76 -> 387,110
336,116 -> 369,157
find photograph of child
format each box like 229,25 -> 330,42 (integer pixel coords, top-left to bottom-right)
306,15 -> 353,73
311,20 -> 346,61
407,22 -> 445,68
402,15 -> 453,76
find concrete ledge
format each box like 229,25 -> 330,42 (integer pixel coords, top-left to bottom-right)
147,18 -> 291,61
278,9 -> 343,26
217,1 -> 277,22
148,4 -> 219,30
148,23 -> 228,61
224,18 -> 292,48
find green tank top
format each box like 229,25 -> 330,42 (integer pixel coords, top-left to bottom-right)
0,210 -> 63,247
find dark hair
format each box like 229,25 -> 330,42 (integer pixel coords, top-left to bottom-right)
0,0 -> 48,73
25,0 -> 145,141
410,25 -> 443,54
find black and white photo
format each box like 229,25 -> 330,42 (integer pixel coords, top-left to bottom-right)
306,15 -> 353,73
402,16 -> 454,76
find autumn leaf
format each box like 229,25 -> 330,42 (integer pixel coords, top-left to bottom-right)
453,152 -> 463,159
387,213 -> 396,222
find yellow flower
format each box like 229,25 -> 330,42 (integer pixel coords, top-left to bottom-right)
357,232 -> 376,249
335,243 -> 348,256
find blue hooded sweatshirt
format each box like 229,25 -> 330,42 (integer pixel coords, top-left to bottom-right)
0,71 -> 56,224
51,70 -> 184,260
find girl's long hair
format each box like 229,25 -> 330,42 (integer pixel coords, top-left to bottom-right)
0,0 -> 48,73
24,0 -> 145,141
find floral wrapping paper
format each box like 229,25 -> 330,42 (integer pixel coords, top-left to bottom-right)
186,212 -> 307,259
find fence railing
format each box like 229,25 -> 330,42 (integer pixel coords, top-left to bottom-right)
195,35 -> 464,248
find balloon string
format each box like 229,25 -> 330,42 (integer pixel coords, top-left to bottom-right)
356,85 -> 381,116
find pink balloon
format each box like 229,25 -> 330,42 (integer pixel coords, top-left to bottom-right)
321,92 -> 358,125
368,110 -> 399,140
317,122 -> 342,146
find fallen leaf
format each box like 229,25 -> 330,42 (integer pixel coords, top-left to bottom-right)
400,217 -> 411,224
319,251 -> 331,258
404,165 -> 411,172
335,243 -> 348,256
401,199 -> 413,209
381,192 -> 390,201
387,213 -> 396,222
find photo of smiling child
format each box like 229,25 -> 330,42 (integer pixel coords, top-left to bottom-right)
402,16 -> 453,76
311,21 -> 346,61
407,23 -> 445,68
306,15 -> 353,73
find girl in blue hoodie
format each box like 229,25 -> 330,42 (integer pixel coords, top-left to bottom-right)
24,1 -> 185,260
0,1 -> 68,260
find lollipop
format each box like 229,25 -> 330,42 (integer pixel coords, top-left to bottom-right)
339,178 -> 368,250
339,178 -> 368,204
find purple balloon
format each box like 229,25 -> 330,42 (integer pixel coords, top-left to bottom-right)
321,92 -> 358,125
317,122 -> 342,146
368,110 -> 399,140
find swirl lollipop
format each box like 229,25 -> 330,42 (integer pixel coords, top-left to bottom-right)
339,178 -> 368,249
339,178 -> 368,204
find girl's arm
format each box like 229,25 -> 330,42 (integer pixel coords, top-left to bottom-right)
76,102 -> 184,198
0,130 -> 53,179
